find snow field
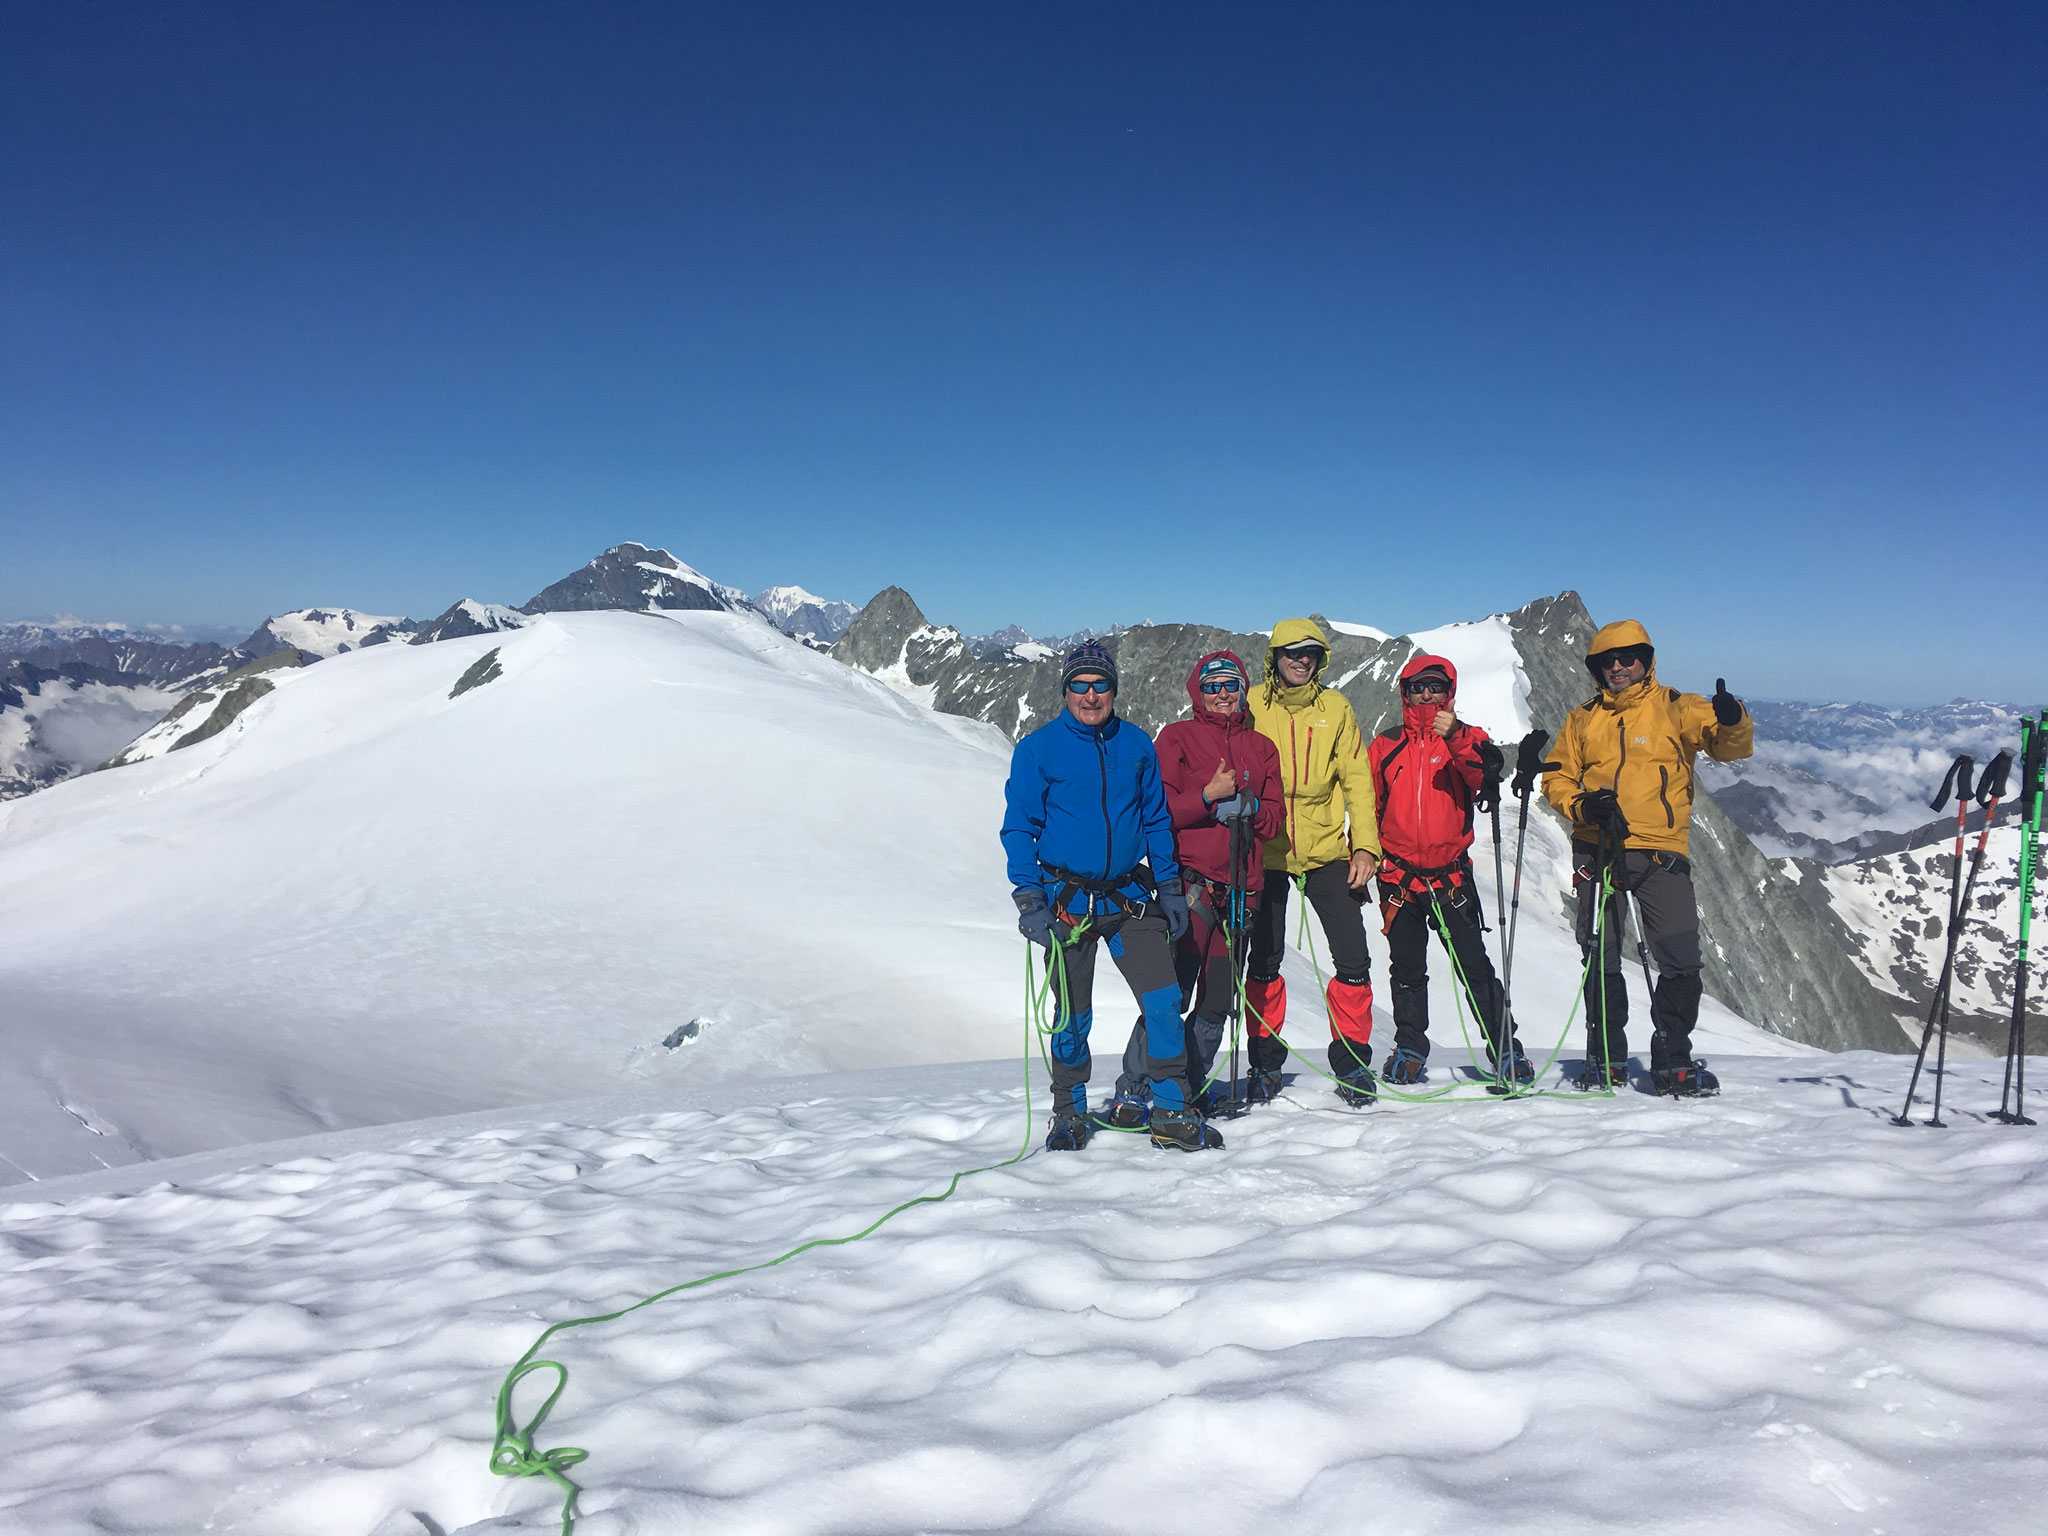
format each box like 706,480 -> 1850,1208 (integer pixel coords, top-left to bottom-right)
0,612 -> 1028,1179
3,1053 -> 2046,1535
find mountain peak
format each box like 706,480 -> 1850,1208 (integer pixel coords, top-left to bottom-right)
519,544 -> 757,618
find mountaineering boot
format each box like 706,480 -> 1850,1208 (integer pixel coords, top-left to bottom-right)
1246,1068 -> 1284,1104
1382,1047 -> 1428,1087
1104,1096 -> 1151,1130
1150,1110 -> 1224,1152
1652,1061 -> 1720,1098
1336,1067 -> 1378,1106
1576,1060 -> 1629,1092
1487,1048 -> 1536,1094
1045,1113 -> 1093,1151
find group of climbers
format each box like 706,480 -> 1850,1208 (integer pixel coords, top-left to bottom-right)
1000,616 -> 1752,1152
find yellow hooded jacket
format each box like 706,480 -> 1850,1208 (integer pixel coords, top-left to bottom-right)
1542,618 -> 1753,856
1247,617 -> 1381,875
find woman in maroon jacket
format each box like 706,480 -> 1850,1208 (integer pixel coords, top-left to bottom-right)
1111,652 -> 1285,1120
1368,653 -> 1531,1086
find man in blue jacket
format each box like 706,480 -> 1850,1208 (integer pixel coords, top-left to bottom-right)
1003,641 -> 1213,1152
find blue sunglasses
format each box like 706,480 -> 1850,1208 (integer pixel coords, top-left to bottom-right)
1200,678 -> 1244,694
1065,677 -> 1114,695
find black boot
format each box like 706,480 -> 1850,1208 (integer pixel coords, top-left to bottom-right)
1336,1067 -> 1378,1106
1652,1061 -> 1720,1098
1576,1059 -> 1628,1092
1245,1068 -> 1283,1104
1045,1112 -> 1093,1150
1150,1109 -> 1224,1151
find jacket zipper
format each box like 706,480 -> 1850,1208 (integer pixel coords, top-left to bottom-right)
1094,729 -> 1113,878
1286,717 -> 1300,853
1658,765 -> 1674,827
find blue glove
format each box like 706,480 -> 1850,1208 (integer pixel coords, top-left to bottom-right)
1212,793 -> 1259,824
1155,878 -> 1190,941
1013,888 -> 1054,949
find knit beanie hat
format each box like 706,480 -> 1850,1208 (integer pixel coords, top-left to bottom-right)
1197,655 -> 1246,688
1061,639 -> 1118,692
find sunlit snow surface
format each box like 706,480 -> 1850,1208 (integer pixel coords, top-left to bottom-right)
3,1053 -> 2045,1535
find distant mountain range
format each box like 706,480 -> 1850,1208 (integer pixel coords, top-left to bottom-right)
7,542 -> 2040,1060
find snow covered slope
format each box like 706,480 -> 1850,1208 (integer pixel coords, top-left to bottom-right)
0,611 -> 1025,1180
7,1047 -> 2048,1536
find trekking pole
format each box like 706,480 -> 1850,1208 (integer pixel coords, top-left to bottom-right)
1501,729 -> 1557,1025
1926,751 -> 2011,1126
1221,810 -> 1250,1118
1993,716 -> 2046,1125
1893,752 -> 1980,1125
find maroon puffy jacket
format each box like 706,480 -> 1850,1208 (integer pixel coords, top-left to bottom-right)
1368,652 -> 1493,869
1154,651 -> 1285,889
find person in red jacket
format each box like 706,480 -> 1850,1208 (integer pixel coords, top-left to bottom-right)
1111,652 -> 1285,1120
1368,653 -> 1532,1087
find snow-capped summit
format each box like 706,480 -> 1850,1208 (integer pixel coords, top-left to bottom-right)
239,608 -> 416,660
408,598 -> 528,645
520,542 -> 760,617
754,584 -> 860,646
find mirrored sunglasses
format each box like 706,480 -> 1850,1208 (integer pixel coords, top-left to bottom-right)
1402,678 -> 1451,697
1199,678 -> 1244,695
1065,677 -> 1114,695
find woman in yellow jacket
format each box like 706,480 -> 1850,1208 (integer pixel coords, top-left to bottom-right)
1243,618 -> 1384,1104
1542,619 -> 1753,1096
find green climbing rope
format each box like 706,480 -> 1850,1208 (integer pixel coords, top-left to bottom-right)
488,938 -> 1059,1534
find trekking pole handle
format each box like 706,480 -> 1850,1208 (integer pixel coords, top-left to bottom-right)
1510,728 -> 1558,799
1931,753 -> 1976,813
1976,749 -> 2015,806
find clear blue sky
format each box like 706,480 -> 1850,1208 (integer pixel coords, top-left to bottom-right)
2,2 -> 2042,703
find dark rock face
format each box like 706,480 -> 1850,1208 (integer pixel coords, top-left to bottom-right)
449,648 -> 504,698
1504,591 -> 1600,743
831,583 -> 1913,1054
521,544 -> 747,616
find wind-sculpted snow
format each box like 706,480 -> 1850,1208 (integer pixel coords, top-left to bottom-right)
2,1054 -> 2044,1534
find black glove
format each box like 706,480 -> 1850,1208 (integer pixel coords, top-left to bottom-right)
1575,788 -> 1629,839
1474,739 -> 1505,812
1013,888 -> 1054,949
1511,729 -> 1557,798
1155,878 -> 1190,941
1711,678 -> 1743,728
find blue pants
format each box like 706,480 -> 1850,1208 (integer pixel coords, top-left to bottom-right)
1046,905 -> 1187,1115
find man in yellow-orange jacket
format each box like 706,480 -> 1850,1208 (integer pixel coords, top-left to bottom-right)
1544,618 -> 1753,1096
1243,618 -> 1384,1105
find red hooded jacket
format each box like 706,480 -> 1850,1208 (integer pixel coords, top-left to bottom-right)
1153,651 -> 1285,890
1368,653 -> 1494,870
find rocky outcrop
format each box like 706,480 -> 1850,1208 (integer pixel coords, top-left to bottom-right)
410,599 -> 529,645
102,649 -> 309,767
521,544 -> 755,616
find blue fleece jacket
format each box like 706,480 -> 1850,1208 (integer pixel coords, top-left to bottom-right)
1001,710 -> 1180,899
